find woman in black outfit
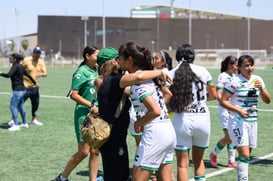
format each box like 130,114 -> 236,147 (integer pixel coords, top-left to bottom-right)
0,53 -> 36,131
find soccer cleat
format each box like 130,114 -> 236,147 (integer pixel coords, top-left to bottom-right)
31,119 -> 43,126
209,153 -> 218,168
228,162 -> 237,168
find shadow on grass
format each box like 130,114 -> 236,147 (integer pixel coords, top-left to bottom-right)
76,169 -> 104,177
76,168 -> 134,178
204,159 -> 229,168
251,158 -> 273,165
0,123 -> 9,129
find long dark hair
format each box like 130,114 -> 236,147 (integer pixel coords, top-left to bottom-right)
119,42 -> 154,71
175,44 -> 195,63
168,44 -> 203,112
160,51 -> 173,70
119,42 -> 161,87
79,45 -> 98,67
220,55 -> 237,73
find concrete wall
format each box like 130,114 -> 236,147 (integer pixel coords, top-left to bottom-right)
37,16 -> 273,58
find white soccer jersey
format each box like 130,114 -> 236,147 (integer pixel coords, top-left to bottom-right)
130,80 -> 169,124
170,63 -> 213,113
216,72 -> 234,90
224,74 -> 265,122
217,72 -> 235,128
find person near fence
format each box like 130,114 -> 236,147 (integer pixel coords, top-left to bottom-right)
95,46 -> 173,181
8,46 -> 47,126
209,55 -> 238,168
168,44 -> 217,181
118,42 -> 176,181
0,53 -> 36,131
54,46 -> 100,181
220,55 -> 270,181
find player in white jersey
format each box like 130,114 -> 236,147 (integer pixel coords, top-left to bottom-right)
129,50 -> 173,148
119,42 -> 176,181
220,55 -> 271,181
209,56 -> 238,168
168,44 -> 217,181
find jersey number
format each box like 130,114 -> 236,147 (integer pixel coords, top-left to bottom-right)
193,80 -> 205,101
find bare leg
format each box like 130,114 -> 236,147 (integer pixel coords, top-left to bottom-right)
176,151 -> 189,181
89,148 -> 100,181
132,165 -> 152,181
62,143 -> 93,178
192,147 -> 205,177
157,163 -> 173,181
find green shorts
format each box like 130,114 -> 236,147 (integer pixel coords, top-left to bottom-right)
74,106 -> 89,143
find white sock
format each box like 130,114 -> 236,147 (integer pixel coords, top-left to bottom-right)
228,148 -> 236,163
236,157 -> 249,181
212,142 -> 224,155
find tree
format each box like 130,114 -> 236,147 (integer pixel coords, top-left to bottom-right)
21,39 -> 29,51
8,40 -> 15,51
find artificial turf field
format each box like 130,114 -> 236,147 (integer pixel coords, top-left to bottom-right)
0,67 -> 273,181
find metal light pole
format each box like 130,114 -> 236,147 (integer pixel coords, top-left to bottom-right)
12,8 -> 20,52
156,10 -> 160,51
247,0 -> 252,52
81,16 -> 89,47
102,0 -> 106,48
94,20 -> 97,45
189,0 -> 192,44
170,0 -> 175,18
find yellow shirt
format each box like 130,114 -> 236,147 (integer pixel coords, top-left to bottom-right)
21,56 -> 47,88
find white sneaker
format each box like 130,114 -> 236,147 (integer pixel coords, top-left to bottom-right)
8,125 -> 20,131
19,123 -> 29,128
31,119 -> 43,126
8,119 -> 14,127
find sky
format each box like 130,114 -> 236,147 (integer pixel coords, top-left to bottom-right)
1,0 -> 273,40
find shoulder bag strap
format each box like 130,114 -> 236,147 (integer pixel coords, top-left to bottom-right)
114,92 -> 126,119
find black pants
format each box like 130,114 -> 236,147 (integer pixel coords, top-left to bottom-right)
100,130 -> 129,181
24,87 -> 39,117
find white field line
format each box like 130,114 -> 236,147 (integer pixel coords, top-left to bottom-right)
0,92 -> 68,99
189,152 -> 273,181
2,92 -> 273,112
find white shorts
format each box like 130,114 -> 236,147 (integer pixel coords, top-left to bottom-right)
128,106 -> 142,137
172,112 -> 211,151
228,114 -> 257,148
218,106 -> 230,129
134,121 -> 176,171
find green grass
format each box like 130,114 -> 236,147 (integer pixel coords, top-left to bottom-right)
0,67 -> 273,181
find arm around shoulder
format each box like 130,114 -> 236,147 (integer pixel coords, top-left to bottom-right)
119,70 -> 163,88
